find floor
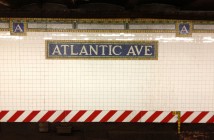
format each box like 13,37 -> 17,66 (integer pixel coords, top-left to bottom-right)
0,123 -> 213,140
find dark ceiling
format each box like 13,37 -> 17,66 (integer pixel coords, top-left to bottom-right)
1,0 -> 214,20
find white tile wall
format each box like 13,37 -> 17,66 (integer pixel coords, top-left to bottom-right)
0,31 -> 214,111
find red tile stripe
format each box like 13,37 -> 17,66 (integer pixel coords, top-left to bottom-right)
161,112 -> 175,123
85,110 -> 102,122
100,110 -> 117,122
131,111 -> 147,122
180,111 -> 193,123
146,111 -> 163,123
191,112 -> 209,123
54,110 -> 71,122
207,115 -> 214,123
23,111 -> 40,122
1,110 -> 214,123
7,111 -> 24,122
69,110 -> 86,122
0,111 -> 9,120
115,111 -> 132,122
39,111 -> 56,122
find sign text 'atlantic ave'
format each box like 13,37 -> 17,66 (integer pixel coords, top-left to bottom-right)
46,40 -> 158,59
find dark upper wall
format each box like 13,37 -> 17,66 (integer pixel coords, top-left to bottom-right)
0,0 -> 214,20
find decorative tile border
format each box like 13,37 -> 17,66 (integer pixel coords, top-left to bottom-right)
129,24 -> 175,30
27,18 -> 74,32
194,24 -> 214,30
129,24 -> 175,33
176,21 -> 193,37
193,23 -> 214,33
0,18 -> 9,31
77,23 -> 125,30
10,19 -> 27,36
0,18 -> 214,34
0,22 -> 9,30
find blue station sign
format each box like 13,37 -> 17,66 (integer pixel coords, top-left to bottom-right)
46,40 -> 158,60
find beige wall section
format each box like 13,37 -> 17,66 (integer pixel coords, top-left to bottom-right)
0,31 -> 213,111
129,24 -> 175,30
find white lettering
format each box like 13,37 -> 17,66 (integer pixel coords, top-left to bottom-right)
14,24 -> 23,32
89,45 -> 98,55
134,45 -> 144,55
109,45 -> 112,55
112,45 -> 122,55
99,45 -> 108,55
145,46 -> 153,56
70,45 -> 78,55
126,46 -> 136,56
79,45 -> 89,55
61,45 -> 69,55
180,25 -> 189,34
52,45 -> 62,55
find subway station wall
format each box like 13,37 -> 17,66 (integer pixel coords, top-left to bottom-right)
0,31 -> 213,112
0,19 -> 214,116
